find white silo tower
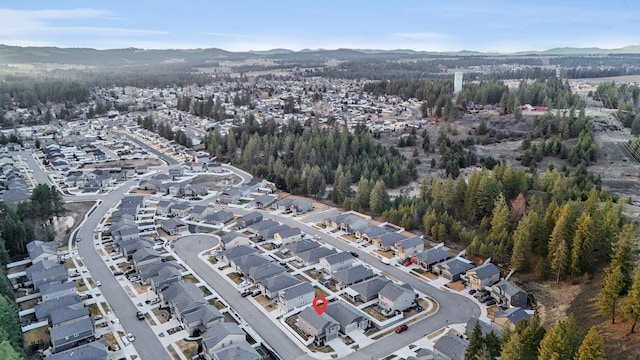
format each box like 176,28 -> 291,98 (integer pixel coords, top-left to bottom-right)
454,72 -> 463,94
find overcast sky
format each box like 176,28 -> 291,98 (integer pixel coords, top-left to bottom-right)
0,0 -> 638,52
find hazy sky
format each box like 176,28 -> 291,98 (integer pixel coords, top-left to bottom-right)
0,0 -> 638,52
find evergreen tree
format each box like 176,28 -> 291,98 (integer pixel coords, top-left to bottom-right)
610,223 -> 637,294
548,204 -> 572,283
0,295 -> 21,352
511,212 -> 535,271
353,178 -> 373,212
537,315 -> 580,360
598,265 -> 625,324
370,180 -> 390,215
0,341 -> 22,360
465,322 -> 485,360
570,212 -> 594,280
575,327 -> 605,360
621,270 -> 640,333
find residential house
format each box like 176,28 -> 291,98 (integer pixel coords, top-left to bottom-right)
319,252 -> 353,274
139,261 -> 182,292
40,281 -> 76,301
132,246 -> 162,271
466,261 -> 500,291
219,188 -> 242,204
27,240 -> 59,263
26,260 -> 68,290
433,258 -> 474,282
237,212 -> 263,228
273,226 -> 303,245
259,273 -> 300,299
433,333 -> 469,360
161,282 -> 208,319
493,307 -> 531,330
327,213 -> 369,234
34,294 -> 82,322
373,233 -> 407,252
246,263 -> 286,283
217,245 -> 257,264
355,226 -> 391,243
349,277 -> 391,303
296,307 -> 340,346
324,301 -> 370,334
254,194 -> 277,209
278,282 -> 315,312
168,167 -> 184,179
209,342 -> 261,360
232,254 -> 270,275
170,202 -> 192,218
50,317 -> 96,353
281,238 -> 319,257
140,179 -> 163,193
50,303 -> 90,327
190,205 -> 216,222
119,237 -> 155,258
378,282 -> 415,316
491,280 -> 528,308
412,247 -> 455,271
247,178 -> 268,192
297,247 -> 337,267
184,183 -> 208,197
182,304 -> 224,336
201,322 -> 246,355
160,218 -> 188,236
220,232 -> 252,250
395,236 -> 424,259
333,265 -> 376,290
46,339 -> 108,360
203,210 -> 234,225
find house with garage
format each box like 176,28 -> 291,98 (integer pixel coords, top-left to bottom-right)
169,202 -> 192,218
155,200 -> 174,216
40,281 -> 77,301
219,187 -> 242,204
232,253 -> 271,275
273,226 -> 303,245
296,307 -> 340,346
26,260 -> 68,291
209,341 -> 261,360
237,212 -> 263,228
50,303 -> 90,327
491,279 -> 528,308
433,258 -> 474,282
220,231 -> 252,250
27,240 -> 59,263
278,282 -> 315,312
201,322 -> 249,359
324,300 -> 370,335
333,265 -> 376,290
139,179 -> 163,193
119,237 -> 155,258
160,218 -> 188,236
395,236 -> 425,259
493,307 -> 531,330
132,246 -> 162,271
319,252 -> 353,274
246,262 -> 286,283
378,282 -> 415,316
297,247 -> 337,267
327,213 -> 369,234
217,245 -> 257,264
348,277 -> 391,303
168,167 -> 184,179
412,247 -> 455,271
373,232 -> 407,252
247,178 -> 268,192
182,304 -> 224,336
203,210 -> 234,225
161,281 -> 208,320
466,261 -> 500,291
184,183 -> 208,198
50,317 -> 96,353
281,238 -> 320,257
190,205 -> 216,222
275,198 -> 314,214
47,340 -> 108,360
433,333 -> 469,360
140,261 -> 183,292
355,226 -> 391,242
34,294 -> 82,323
254,194 -> 277,209
259,273 -> 300,299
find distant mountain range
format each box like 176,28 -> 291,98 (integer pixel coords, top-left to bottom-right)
1,44 -> 639,66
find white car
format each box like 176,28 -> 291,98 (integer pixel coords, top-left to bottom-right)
126,333 -> 135,342
95,280 -> 102,287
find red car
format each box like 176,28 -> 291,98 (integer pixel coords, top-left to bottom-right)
403,260 -> 412,267
395,324 -> 408,333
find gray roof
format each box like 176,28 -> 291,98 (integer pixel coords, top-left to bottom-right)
139,261 -> 182,280
350,277 -> 390,300
493,279 -> 527,297
298,247 -> 337,264
414,247 -> 454,265
133,246 -> 161,263
436,258 -> 474,276
322,252 -> 352,266
27,240 -> 58,260
39,281 -> 76,296
247,262 -> 286,281
495,307 -> 531,324
298,306 -> 339,332
235,254 -> 271,273
333,265 -> 375,285
191,205 -> 209,214
213,341 -> 261,360
279,282 -> 315,301
275,226 -> 301,239
379,282 -> 414,301
46,339 -> 108,360
50,303 -> 89,326
465,318 -> 502,337
469,262 -> 500,280
324,301 -> 365,327
171,202 -> 191,210
433,333 -> 469,360
282,238 -> 320,255
359,226 -> 390,238
202,322 -> 245,350
35,294 -> 82,320
239,212 -> 262,223
50,317 -> 94,342
397,236 -> 424,249
204,210 -> 234,224
156,199 -> 173,210
260,273 -> 300,293
221,231 -> 250,245
248,219 -> 279,232
161,282 -> 207,315
160,218 -> 187,230
219,245 -> 257,262
26,260 -> 67,283
376,232 -> 407,246
254,194 -> 277,205
182,304 -> 223,326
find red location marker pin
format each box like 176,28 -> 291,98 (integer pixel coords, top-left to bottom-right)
312,296 -> 328,316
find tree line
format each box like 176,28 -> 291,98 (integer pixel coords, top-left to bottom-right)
137,115 -> 193,148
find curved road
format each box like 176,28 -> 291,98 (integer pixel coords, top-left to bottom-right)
176,208 -> 480,360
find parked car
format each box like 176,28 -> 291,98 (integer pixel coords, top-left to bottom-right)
486,300 -> 497,307
95,281 -> 102,287
350,251 -> 359,258
479,295 -> 492,303
468,289 -> 476,295
395,324 -> 409,334
126,333 -> 135,342
240,291 -> 252,297
113,271 -> 124,276
403,260 -> 413,267
136,311 -> 145,320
